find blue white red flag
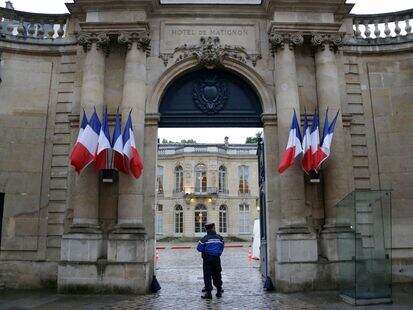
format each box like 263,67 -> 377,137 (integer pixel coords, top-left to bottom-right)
122,111 -> 143,179
70,108 -> 101,174
310,110 -> 321,172
278,110 -> 303,174
112,108 -> 127,173
95,108 -> 111,171
302,110 -> 312,174
314,110 -> 339,171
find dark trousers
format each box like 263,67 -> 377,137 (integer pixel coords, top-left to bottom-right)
203,256 -> 222,293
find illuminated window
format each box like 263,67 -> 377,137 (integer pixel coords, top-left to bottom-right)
219,205 -> 227,234
238,165 -> 250,194
195,164 -> 207,193
195,204 -> 207,233
174,205 -> 184,234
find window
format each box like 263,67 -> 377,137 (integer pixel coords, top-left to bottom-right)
219,205 -> 227,234
174,205 -> 184,234
218,165 -> 227,194
0,193 -> 4,247
195,164 -> 207,193
174,165 -> 184,193
156,166 -> 164,194
238,165 -> 250,194
239,204 -> 250,234
155,204 -> 163,234
194,204 -> 207,233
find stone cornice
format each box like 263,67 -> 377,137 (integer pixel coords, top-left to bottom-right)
145,113 -> 161,126
79,22 -> 150,35
268,32 -> 304,53
268,22 -> 343,36
261,113 -> 277,126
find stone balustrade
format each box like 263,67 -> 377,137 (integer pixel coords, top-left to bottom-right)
350,9 -> 413,45
0,7 -> 70,43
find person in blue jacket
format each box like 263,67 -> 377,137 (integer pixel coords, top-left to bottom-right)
196,221 -> 224,299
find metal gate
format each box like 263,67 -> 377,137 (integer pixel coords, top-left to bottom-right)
257,138 -> 272,289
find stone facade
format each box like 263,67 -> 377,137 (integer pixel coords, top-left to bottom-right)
156,143 -> 259,239
0,0 -> 412,294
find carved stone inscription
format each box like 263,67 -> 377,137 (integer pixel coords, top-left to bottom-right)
160,22 -> 259,54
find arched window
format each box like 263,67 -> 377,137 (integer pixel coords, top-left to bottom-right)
174,205 -> 184,234
174,165 -> 184,193
219,205 -> 227,234
156,165 -> 164,194
239,203 -> 250,234
238,165 -> 250,194
218,165 -> 227,194
155,204 -> 163,235
195,164 -> 207,193
194,204 -> 207,233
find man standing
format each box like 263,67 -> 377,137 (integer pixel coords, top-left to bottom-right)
196,221 -> 224,299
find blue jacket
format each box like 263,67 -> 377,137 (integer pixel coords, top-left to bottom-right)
196,230 -> 224,257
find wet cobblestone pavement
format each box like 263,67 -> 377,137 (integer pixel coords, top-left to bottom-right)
1,244 -> 413,309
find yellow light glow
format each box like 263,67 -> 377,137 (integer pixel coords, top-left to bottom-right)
208,198 -> 212,202
190,198 -> 195,202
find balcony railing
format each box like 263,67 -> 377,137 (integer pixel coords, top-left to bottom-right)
0,7 -> 71,44
349,9 -> 413,45
184,187 -> 218,196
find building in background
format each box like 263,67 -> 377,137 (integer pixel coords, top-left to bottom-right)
155,142 -> 259,240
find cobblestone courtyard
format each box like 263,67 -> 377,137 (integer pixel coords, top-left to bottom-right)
0,245 -> 412,309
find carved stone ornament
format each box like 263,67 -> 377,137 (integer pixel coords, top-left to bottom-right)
118,31 -> 151,53
311,33 -> 344,52
269,32 -> 304,54
78,32 -> 110,54
163,36 -> 261,68
193,74 -> 229,114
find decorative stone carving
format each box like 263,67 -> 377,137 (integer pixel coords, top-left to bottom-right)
163,36 -> 260,68
268,32 -> 304,54
78,32 -> 110,54
118,31 -> 151,53
193,74 -> 229,114
311,33 -> 344,52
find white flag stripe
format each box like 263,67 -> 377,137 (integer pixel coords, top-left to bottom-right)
113,136 -> 123,153
97,131 -> 111,155
78,125 -> 99,155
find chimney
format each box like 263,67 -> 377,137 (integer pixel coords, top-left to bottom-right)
5,1 -> 14,9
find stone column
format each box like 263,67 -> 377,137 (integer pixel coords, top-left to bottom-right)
71,32 -> 109,229
116,32 -> 151,229
269,32 -> 309,228
58,32 -> 109,292
312,34 -> 353,279
106,32 -> 151,294
269,32 -> 318,292
312,34 -> 350,225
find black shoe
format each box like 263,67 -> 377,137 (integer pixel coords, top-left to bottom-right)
201,287 -> 206,292
216,289 -> 223,298
201,292 -> 212,300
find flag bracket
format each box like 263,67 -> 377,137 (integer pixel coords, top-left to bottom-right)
100,169 -> 118,183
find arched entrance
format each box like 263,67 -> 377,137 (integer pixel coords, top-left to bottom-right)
148,62 -> 278,288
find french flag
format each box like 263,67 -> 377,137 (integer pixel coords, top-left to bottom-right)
112,108 -> 127,173
278,110 -> 303,174
95,108 -> 111,171
302,110 -> 312,174
314,110 -> 339,171
69,108 -> 101,174
122,112 -> 144,179
310,110 -> 321,172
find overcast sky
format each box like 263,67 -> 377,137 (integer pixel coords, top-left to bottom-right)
2,0 -> 411,143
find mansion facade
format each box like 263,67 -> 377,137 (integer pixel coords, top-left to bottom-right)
155,143 -> 259,239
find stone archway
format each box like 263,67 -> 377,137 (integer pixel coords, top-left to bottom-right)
144,57 -> 280,285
